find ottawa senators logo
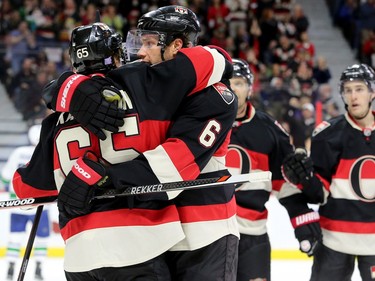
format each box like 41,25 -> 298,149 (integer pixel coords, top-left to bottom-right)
312,121 -> 330,137
174,6 -> 188,14
213,82 -> 235,104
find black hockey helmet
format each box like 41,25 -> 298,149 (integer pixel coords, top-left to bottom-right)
69,23 -> 124,74
339,63 -> 375,94
232,58 -> 254,86
137,5 -> 201,48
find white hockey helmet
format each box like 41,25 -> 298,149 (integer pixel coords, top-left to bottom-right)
28,124 -> 42,146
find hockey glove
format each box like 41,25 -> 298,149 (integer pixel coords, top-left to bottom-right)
281,148 -> 314,185
291,211 -> 322,256
58,151 -> 111,218
51,72 -> 126,140
282,148 -> 325,203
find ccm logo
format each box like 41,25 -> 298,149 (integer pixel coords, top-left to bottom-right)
73,162 -> 91,179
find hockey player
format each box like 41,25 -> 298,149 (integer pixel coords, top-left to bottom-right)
1,125 -> 49,281
14,8 -> 237,281
227,58 -> 321,281
282,63 -> 375,280
133,7 -> 239,280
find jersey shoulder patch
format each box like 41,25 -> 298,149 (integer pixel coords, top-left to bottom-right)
312,121 -> 331,137
212,82 -> 235,104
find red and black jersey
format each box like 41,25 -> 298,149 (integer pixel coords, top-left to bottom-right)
226,103 -> 300,235
13,46 -> 238,271
310,112 -> 375,255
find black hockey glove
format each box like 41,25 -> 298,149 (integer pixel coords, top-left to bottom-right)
282,148 -> 325,203
281,148 -> 314,185
292,211 -> 322,256
49,72 -> 126,140
58,151 -> 111,218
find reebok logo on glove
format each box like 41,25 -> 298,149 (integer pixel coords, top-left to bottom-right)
72,157 -> 102,185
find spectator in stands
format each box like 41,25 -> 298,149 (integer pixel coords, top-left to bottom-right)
207,0 -> 230,37
261,76 -> 291,121
226,0 -> 248,39
333,0 -> 358,47
295,61 -> 317,100
272,34 -> 296,68
56,48 -> 72,74
11,58 -> 48,124
102,2 -> 126,36
210,26 -> 228,49
290,3 -> 309,35
80,2 -> 98,25
275,5 -> 296,39
316,83 -> 341,120
361,28 -> 375,67
5,20 -> 37,76
8,57 -> 35,101
295,31 -> 315,65
313,55 -> 332,84
55,0 -> 80,43
301,102 -> 315,150
34,0 -> 59,46
258,7 -> 279,64
0,0 -> 18,36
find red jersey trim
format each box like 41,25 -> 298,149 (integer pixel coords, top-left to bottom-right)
320,216 -> 375,233
12,171 -> 58,199
162,138 -> 200,180
60,205 -> 180,240
236,204 -> 268,221
178,197 -> 237,223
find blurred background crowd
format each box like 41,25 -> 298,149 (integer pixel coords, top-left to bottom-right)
0,0 -> 374,150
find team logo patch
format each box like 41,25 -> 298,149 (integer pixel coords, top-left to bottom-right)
213,83 -> 235,104
175,6 -> 188,14
312,121 -> 330,137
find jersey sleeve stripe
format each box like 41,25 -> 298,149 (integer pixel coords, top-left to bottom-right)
12,170 -> 59,199
180,46 -> 225,94
144,138 -> 200,182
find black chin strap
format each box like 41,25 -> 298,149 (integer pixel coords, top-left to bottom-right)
160,47 -> 166,62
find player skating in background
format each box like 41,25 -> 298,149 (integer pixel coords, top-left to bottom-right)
14,9 -> 237,281
227,58 -> 322,281
282,63 -> 375,280
1,125 -> 49,281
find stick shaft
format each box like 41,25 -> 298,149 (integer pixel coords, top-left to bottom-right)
0,172 -> 272,209
17,205 -> 44,281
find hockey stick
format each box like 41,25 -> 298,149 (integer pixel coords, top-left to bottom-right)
17,205 -> 43,281
0,171 -> 272,209
93,171 -> 271,200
